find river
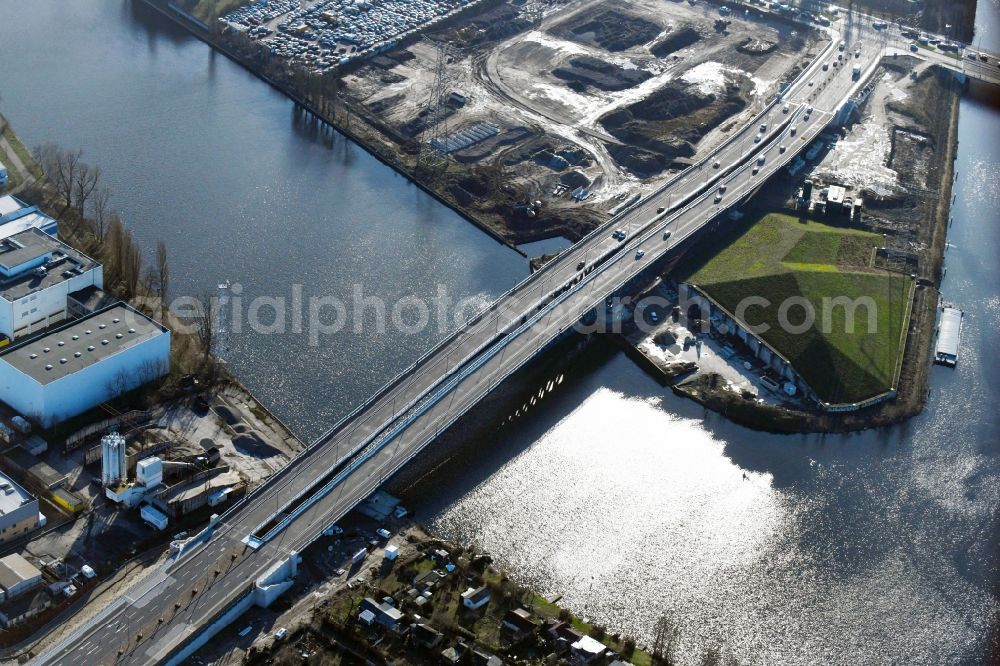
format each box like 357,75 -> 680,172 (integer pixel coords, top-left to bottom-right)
1,0 -> 999,663
0,0 -> 528,442
421,6 -> 1000,666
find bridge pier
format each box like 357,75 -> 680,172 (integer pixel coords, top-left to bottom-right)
161,551 -> 300,666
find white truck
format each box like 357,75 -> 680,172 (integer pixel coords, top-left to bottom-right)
140,504 -> 169,531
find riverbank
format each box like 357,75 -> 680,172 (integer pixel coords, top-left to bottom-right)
138,0 -> 820,258
659,60 -> 966,433
137,0 -> 536,256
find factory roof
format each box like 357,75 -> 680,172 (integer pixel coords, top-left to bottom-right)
0,472 -> 34,519
0,229 -> 98,302
0,230 -> 54,273
0,196 -> 24,217
0,303 -> 168,385
0,196 -> 58,239
0,554 -> 41,592
3,447 -> 67,490
67,285 -> 116,313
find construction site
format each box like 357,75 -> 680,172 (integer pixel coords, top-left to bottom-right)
212,0 -> 824,249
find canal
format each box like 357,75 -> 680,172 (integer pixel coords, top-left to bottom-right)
0,1 -> 998,663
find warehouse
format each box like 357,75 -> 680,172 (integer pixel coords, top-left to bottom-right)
0,303 -> 170,426
0,228 -> 102,341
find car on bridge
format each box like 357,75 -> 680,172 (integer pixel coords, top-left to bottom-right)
635,250 -> 645,260
612,229 -> 626,241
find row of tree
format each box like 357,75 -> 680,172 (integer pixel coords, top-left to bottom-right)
31,143 -> 214,371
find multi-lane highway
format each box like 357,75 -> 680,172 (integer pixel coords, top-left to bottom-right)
33,10 -> 988,666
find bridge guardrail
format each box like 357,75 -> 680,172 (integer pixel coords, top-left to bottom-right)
215,19 -> 844,528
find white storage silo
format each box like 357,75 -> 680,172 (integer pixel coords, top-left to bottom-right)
100,432 -> 126,486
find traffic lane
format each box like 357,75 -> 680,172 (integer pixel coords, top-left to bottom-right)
260,107 -> 830,566
40,23 -> 853,665
80,118 -> 824,666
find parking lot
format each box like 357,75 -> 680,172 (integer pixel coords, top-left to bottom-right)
222,0 -> 481,71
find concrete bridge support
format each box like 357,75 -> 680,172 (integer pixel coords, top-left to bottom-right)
163,551 -> 300,666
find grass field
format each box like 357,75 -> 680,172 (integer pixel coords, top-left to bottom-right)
677,213 -> 913,405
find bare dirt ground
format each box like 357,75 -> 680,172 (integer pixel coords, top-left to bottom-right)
333,0 -> 818,246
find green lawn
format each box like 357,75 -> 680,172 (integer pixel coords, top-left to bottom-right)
677,213 -> 912,405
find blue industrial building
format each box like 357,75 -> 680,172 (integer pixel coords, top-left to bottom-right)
0,303 -> 170,426
0,196 -> 58,239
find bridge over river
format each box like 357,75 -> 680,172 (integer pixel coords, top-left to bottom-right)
33,12 -> 997,666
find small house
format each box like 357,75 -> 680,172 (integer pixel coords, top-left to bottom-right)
461,584 -> 491,610
570,635 -> 607,662
412,622 -> 443,648
359,597 -> 402,628
501,607 -> 537,635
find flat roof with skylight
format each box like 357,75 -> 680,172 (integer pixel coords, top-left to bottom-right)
0,304 -> 168,385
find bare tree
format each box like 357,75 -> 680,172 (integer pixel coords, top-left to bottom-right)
123,238 -> 143,300
156,240 -> 169,303
103,368 -> 132,403
91,185 -> 112,239
73,161 -> 102,215
651,615 -> 680,666
33,143 -> 82,215
192,291 -> 217,364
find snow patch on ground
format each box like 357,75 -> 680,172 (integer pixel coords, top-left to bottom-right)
814,120 -> 899,196
682,61 -> 765,96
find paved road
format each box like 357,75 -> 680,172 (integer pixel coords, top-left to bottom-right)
36,12 -> 979,666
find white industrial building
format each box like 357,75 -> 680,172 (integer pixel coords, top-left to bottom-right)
106,455 -> 164,507
0,472 -> 41,545
0,554 -> 42,603
0,303 -> 170,426
0,195 -> 58,240
0,228 -> 101,341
